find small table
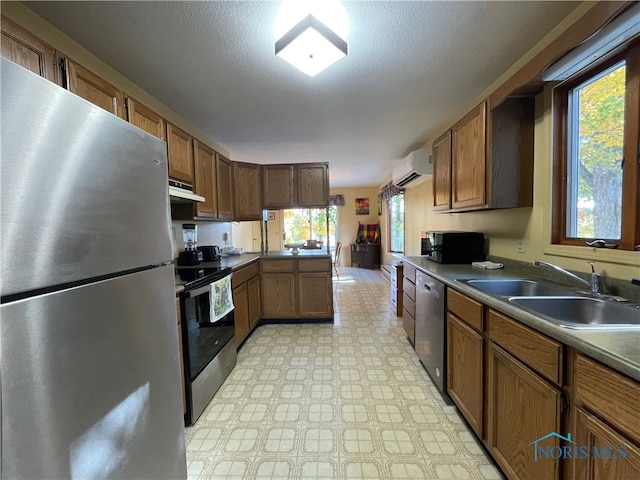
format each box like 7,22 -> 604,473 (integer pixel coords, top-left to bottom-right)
350,243 -> 381,269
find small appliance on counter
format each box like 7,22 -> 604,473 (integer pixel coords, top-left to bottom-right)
421,231 -> 485,264
178,223 -> 203,266
198,245 -> 221,262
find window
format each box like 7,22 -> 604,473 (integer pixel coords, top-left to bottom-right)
283,207 -> 336,247
388,194 -> 404,253
553,41 -> 639,251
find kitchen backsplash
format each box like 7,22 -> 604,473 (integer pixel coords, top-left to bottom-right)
171,221 -> 232,258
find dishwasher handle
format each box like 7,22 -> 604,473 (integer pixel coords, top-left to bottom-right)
417,272 -> 443,297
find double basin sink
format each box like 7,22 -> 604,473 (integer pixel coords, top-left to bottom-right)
458,278 -> 640,330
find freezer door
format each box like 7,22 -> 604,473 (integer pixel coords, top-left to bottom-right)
1,265 -> 186,480
0,59 -> 172,296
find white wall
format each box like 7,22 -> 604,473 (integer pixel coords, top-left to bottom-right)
171,221 -> 231,258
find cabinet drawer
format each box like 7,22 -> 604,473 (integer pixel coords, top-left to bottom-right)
575,354 -> 640,445
232,260 -> 259,287
262,259 -> 295,273
447,288 -> 483,332
402,293 -> 415,318
403,263 -> 416,284
488,309 -> 562,385
402,312 -> 415,342
298,258 -> 331,272
403,278 -> 416,300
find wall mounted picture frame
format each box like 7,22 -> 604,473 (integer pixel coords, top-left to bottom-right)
355,197 -> 369,215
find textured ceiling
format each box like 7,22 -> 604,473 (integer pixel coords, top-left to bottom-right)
25,1 -> 579,188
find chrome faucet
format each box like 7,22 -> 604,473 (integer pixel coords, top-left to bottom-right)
533,260 -> 602,294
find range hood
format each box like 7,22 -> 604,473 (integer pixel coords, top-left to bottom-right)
168,180 -> 205,202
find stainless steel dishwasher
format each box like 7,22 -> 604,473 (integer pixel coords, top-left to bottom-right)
415,270 -> 450,401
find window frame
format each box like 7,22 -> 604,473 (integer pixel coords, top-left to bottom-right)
387,193 -> 404,254
552,39 -> 640,251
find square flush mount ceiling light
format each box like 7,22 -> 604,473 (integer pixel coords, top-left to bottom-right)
275,14 -> 347,77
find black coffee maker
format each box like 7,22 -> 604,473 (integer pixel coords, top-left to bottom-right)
177,223 -> 203,266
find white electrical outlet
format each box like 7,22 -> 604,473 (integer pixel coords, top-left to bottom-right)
517,239 -> 526,254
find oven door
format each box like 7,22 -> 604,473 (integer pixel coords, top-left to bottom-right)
182,281 -> 235,381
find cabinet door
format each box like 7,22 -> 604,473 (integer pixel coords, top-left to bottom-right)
248,276 -> 262,329
263,165 -> 294,208
433,130 -> 452,211
447,313 -> 483,437
487,342 -> 561,480
233,283 -> 250,347
261,273 -> 296,318
298,272 -> 333,317
193,140 -> 217,219
216,154 -> 234,220
1,15 -> 58,83
176,297 -> 186,415
452,102 -> 486,209
572,408 -> 640,480
66,59 -> 125,119
166,123 -> 194,184
296,163 -> 329,207
233,162 -> 261,220
126,98 -> 166,140
402,306 -> 415,343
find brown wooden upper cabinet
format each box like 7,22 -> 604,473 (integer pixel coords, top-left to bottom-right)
434,97 -> 534,213
126,98 -> 166,140
65,59 -> 126,119
166,123 -> 194,185
432,130 -> 452,211
263,165 -> 295,208
1,15 -> 59,84
263,163 -> 329,209
233,162 -> 262,220
215,153 -> 234,220
452,102 -> 487,210
296,163 -> 329,207
193,140 -> 217,219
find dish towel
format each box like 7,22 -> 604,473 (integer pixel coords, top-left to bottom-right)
472,261 -> 504,269
210,275 -> 234,322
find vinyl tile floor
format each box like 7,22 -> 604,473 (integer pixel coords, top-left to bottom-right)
186,267 -> 503,480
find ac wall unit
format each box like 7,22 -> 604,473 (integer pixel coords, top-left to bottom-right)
392,148 -> 433,188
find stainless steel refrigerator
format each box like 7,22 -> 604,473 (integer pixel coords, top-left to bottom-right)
0,59 -> 187,479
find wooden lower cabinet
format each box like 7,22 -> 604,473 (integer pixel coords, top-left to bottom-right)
447,313 -> 483,437
232,261 -> 261,345
573,408 -> 640,480
176,296 -> 186,415
232,282 -> 250,347
390,263 -> 403,316
261,258 -> 333,319
487,342 -> 561,480
248,276 -> 261,329
569,352 -> 640,480
402,266 -> 416,342
261,273 -> 296,317
298,272 -> 332,317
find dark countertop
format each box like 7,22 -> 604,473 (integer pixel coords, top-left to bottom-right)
401,255 -> 640,381
174,251 -> 329,295
261,250 -> 331,259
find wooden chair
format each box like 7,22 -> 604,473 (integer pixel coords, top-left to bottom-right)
333,242 -> 343,279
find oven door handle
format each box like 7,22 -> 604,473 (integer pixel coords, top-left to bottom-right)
185,284 -> 212,298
